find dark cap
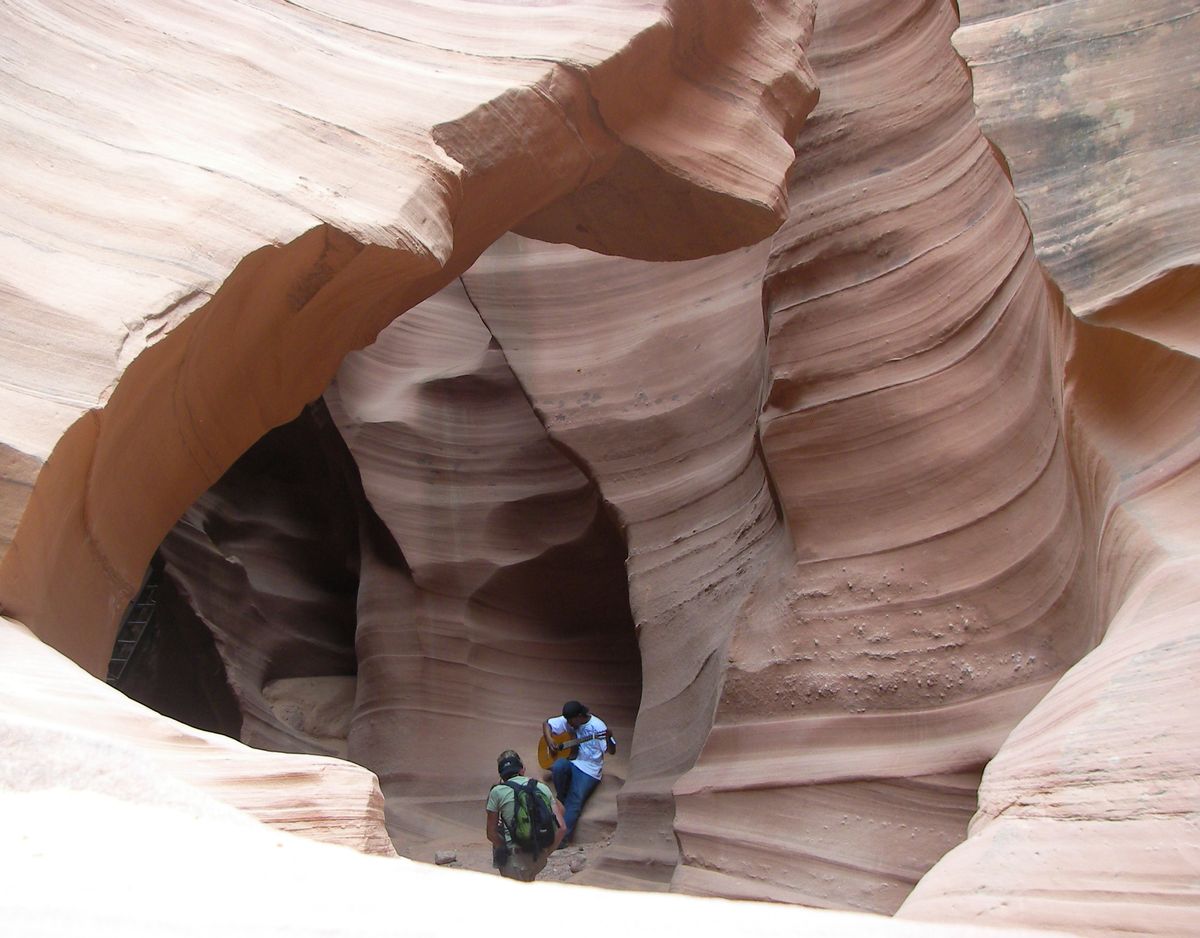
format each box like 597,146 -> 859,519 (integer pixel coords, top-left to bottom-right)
562,700 -> 589,720
497,750 -> 523,780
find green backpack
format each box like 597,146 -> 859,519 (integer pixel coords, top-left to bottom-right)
502,779 -> 558,854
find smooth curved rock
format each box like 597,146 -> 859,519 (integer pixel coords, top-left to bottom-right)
889,3 -> 1200,933
0,0 -> 1198,934
0,614 -> 394,855
0,0 -> 818,674
898,289 -> 1200,935
325,279 -> 641,845
954,1 -> 1200,317
670,0 -> 1093,913
463,234 -> 786,883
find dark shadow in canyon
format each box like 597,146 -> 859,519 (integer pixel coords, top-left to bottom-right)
111,400 -> 363,755
109,387 -> 643,854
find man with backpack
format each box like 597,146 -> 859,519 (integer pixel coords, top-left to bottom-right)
486,750 -> 565,881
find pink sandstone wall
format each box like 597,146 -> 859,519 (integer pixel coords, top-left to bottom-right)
0,1 -> 1197,935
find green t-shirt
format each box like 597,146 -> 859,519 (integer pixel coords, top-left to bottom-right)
487,776 -> 554,846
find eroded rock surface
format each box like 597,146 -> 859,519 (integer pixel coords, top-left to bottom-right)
463,236 -> 785,883
0,0 -> 1198,935
893,7 -> 1200,932
656,0 -> 1093,912
326,279 -> 642,844
0,614 -> 394,855
954,1 -> 1200,317
0,0 -> 818,673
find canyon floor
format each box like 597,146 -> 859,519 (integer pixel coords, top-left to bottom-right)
427,836 -> 606,883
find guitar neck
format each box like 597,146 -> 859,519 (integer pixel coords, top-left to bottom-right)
562,731 -> 607,749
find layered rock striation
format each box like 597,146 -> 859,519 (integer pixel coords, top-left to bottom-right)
895,3 -> 1200,933
327,279 -> 642,843
0,0 -> 818,673
0,0 -> 1198,935
462,235 -> 787,881
669,0 -> 1095,912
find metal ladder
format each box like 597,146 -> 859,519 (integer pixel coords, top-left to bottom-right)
106,568 -> 160,685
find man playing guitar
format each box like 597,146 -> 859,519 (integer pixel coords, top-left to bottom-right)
542,700 -> 616,846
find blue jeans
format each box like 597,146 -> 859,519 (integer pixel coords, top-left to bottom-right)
551,759 -> 600,841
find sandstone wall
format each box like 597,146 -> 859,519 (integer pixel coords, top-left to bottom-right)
0,0 -> 817,673
0,1 -> 1197,935
895,3 -> 1200,933
668,0 -> 1095,911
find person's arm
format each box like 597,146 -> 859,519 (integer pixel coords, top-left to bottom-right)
487,807 -> 510,869
599,719 -> 616,755
543,719 -> 560,754
550,797 -> 566,851
486,809 -> 504,848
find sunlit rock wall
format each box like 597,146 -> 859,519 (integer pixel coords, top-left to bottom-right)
0,0 -> 1198,934
325,280 -> 642,845
896,3 -> 1200,934
668,0 -> 1095,912
0,0 -> 817,672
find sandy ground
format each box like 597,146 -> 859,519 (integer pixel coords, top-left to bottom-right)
404,767 -> 623,883
423,835 -> 610,883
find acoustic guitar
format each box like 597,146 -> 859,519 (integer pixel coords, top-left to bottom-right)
537,729 -> 610,770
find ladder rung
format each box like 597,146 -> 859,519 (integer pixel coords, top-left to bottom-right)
107,564 -> 162,684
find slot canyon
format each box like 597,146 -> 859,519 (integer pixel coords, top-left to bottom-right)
1,1 -> 1197,936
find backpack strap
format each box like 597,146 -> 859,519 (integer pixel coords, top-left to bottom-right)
496,780 -> 524,839
515,779 -> 548,811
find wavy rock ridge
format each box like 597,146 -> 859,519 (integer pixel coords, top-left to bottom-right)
670,0 -> 1094,910
1,1 -> 1198,936
0,0 -> 818,672
896,3 -> 1200,933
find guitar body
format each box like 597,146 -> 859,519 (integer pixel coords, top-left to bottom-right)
537,732 -> 577,770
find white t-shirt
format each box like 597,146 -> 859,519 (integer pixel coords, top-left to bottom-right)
547,715 -> 612,780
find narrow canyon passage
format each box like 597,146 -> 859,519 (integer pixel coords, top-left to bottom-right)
110,286 -> 644,853
329,280 -> 643,846
126,401 -> 364,757
101,0 -> 1111,907
3,0 -> 1198,933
